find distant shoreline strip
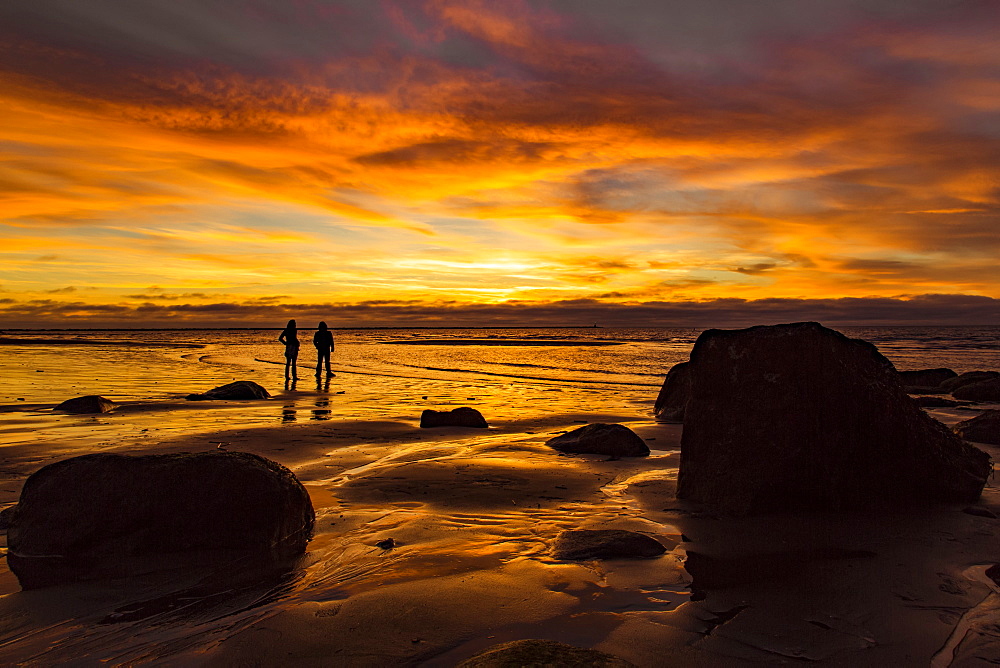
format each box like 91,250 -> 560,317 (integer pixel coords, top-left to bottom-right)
379,339 -> 623,346
0,338 -> 205,349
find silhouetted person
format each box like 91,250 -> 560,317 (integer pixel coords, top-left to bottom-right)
278,319 -> 300,380
313,321 -> 334,377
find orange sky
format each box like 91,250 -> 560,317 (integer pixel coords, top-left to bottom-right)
1,1 -> 998,326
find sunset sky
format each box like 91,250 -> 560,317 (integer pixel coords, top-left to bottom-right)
2,0 -> 999,327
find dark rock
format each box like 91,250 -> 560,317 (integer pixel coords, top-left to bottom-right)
941,371 -> 1000,393
987,564 -> 1000,587
953,378 -> 1000,402
913,396 -> 965,408
457,639 -> 636,668
6,451 -> 314,589
962,506 -> 997,519
375,537 -> 395,549
53,395 -> 116,414
0,506 -> 13,531
954,410 -> 1000,445
678,322 -> 991,515
185,381 -> 270,401
552,529 -> 666,560
898,368 -> 956,389
419,407 -> 488,428
904,386 -> 950,395
546,423 -> 649,457
653,361 -> 690,422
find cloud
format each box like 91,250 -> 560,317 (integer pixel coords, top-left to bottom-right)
1,293 -> 997,328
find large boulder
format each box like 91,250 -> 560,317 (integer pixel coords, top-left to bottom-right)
678,322 -> 991,515
552,529 -> 666,560
899,368 -> 957,389
185,381 -> 269,401
458,639 -> 636,668
6,451 -> 314,589
941,371 -> 1000,393
954,410 -> 1000,445
53,395 -> 116,414
953,378 -> 1000,402
653,361 -> 690,422
546,423 -> 649,457
420,407 -> 488,428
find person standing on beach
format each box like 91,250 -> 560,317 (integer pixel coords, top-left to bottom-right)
313,321 -> 335,377
278,319 -> 300,380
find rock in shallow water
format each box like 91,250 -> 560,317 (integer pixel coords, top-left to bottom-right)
653,361 -> 690,422
419,406 -> 488,428
457,639 -> 636,668
185,380 -> 270,401
898,367 -> 956,389
954,410 -> 1000,445
552,529 -> 666,560
546,423 -> 649,457
952,378 -> 1000,402
53,395 -> 116,414
941,371 -> 1000,393
678,322 -> 991,515
6,451 -> 314,589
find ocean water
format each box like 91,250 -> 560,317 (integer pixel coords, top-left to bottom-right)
2,326 -> 998,406
0,325 -> 996,405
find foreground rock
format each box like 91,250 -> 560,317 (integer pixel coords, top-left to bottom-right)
458,639 -> 636,668
678,322 -> 991,515
941,371 -> 1000,393
186,380 -> 270,401
53,395 -> 116,414
953,378 -> 1000,402
653,361 -> 690,422
954,410 -> 1000,445
6,451 -> 314,589
546,423 -> 649,457
420,407 -> 488,428
899,368 -> 957,389
552,529 -> 666,560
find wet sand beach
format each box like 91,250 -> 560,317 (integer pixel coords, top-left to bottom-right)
0,329 -> 998,665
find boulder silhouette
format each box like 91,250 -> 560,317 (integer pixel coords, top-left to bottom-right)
419,407 -> 488,428
954,410 -> 1000,445
546,423 -> 649,457
53,395 -> 116,414
898,368 -> 956,389
678,322 -> 991,515
185,380 -> 269,401
653,361 -> 690,422
952,378 -> 1000,402
552,529 -> 666,560
941,371 -> 999,393
458,639 -> 636,668
6,451 -> 314,589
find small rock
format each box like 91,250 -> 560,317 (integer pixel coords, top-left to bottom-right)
552,529 -> 666,560
941,371 -> 1000,393
546,423 -> 649,457
953,378 -> 1000,402
913,396 -> 965,408
898,368 -> 957,389
457,639 -> 636,668
962,507 -> 997,519
375,538 -> 395,549
419,407 -> 488,428
53,395 -> 116,414
653,361 -> 690,422
186,381 -> 270,401
954,410 -> 1000,445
